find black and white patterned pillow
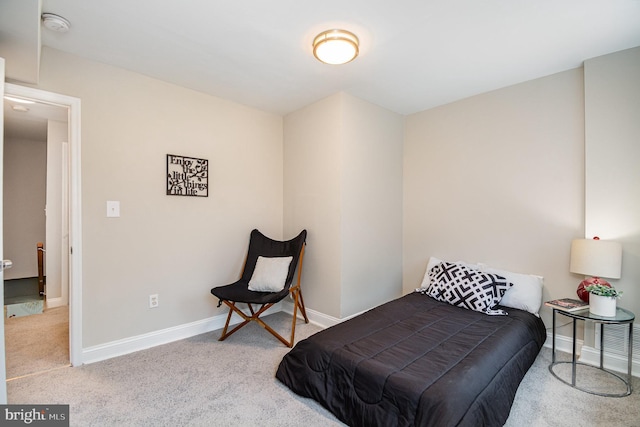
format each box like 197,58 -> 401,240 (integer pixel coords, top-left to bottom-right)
419,261 -> 513,315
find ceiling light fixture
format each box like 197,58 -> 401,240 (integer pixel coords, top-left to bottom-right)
313,29 -> 359,65
12,105 -> 30,113
42,13 -> 71,33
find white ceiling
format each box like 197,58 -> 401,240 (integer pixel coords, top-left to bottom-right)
0,0 -> 40,83
3,96 -> 68,141
11,0 -> 640,117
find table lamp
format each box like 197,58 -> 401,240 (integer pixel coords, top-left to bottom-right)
570,237 -> 622,302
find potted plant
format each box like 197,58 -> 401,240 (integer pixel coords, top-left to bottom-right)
585,284 -> 622,317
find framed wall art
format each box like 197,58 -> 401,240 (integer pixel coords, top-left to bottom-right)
166,154 -> 208,197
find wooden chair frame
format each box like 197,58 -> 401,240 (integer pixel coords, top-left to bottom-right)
218,244 -> 308,347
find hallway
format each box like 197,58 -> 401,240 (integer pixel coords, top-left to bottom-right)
5,306 -> 69,381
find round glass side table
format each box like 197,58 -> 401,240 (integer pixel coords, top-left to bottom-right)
548,306 -> 634,397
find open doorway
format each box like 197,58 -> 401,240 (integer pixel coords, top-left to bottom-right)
3,94 -> 69,379
2,84 -> 82,382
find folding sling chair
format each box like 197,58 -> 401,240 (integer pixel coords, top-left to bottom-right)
211,229 -> 308,347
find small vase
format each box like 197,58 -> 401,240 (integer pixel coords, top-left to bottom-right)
589,294 -> 617,317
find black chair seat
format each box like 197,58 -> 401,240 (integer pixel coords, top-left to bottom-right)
211,280 -> 289,305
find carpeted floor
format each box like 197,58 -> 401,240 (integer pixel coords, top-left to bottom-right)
506,348 -> 639,427
6,312 -> 640,426
5,306 -> 70,380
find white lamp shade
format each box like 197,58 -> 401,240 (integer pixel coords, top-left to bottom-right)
570,238 -> 622,279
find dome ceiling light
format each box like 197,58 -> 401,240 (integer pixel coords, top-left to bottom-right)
12,105 -> 30,113
313,29 -> 359,65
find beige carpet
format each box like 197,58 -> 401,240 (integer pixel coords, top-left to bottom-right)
4,306 -> 70,380
6,312 -> 640,426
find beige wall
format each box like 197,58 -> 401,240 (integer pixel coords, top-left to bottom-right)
284,94 -> 343,318
584,46 -> 640,319
33,47 -> 283,346
15,43 -> 638,352
3,136 -> 46,280
403,69 -> 585,329
340,94 -> 403,316
284,92 -> 403,318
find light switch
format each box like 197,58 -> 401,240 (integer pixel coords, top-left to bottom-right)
107,201 -> 120,217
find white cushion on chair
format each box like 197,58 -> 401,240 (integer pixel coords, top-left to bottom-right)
248,256 -> 293,292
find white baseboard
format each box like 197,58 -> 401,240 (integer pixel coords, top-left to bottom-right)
281,300 -> 368,329
579,345 -> 639,377
281,301 -> 340,328
45,297 -> 65,309
82,303 -> 282,365
82,299 -> 365,365
543,333 -> 639,378
543,332 -> 583,355
81,298 -> 357,365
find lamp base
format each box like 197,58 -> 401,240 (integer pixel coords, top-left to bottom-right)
576,277 -> 611,302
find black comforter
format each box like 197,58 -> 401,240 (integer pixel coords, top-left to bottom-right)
276,292 -> 546,427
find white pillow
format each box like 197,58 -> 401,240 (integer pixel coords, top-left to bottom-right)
481,265 -> 543,316
248,256 -> 293,292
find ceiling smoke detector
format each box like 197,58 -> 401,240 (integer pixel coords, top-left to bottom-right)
42,13 -> 71,33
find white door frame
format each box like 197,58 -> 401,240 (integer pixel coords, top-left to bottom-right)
5,83 -> 83,366
1,56 -> 8,403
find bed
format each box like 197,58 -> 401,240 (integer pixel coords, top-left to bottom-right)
276,260 -> 546,427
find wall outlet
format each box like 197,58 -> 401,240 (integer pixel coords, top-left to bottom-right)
149,294 -> 159,308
